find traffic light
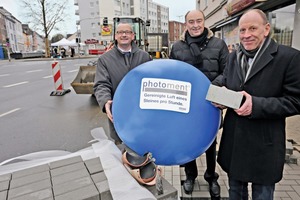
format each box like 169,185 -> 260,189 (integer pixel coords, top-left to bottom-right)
6,38 -> 10,44
103,17 -> 108,26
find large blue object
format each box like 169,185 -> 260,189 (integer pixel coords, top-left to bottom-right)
112,59 -> 220,165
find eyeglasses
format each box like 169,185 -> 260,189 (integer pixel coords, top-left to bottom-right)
116,30 -> 133,35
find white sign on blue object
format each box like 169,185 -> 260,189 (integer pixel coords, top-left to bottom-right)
140,78 -> 192,113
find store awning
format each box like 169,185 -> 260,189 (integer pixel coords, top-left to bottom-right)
210,17 -> 238,30
216,17 -> 238,29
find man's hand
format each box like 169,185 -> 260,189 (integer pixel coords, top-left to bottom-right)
212,102 -> 227,110
235,91 -> 252,116
105,100 -> 113,122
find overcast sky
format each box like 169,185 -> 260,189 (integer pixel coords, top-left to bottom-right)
0,0 -> 196,35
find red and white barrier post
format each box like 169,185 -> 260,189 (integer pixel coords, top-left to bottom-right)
50,61 -> 71,96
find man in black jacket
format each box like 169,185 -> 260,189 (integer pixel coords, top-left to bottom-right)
170,10 -> 228,198
217,9 -> 300,200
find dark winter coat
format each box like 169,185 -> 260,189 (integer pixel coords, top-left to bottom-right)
93,42 -> 152,111
217,39 -> 300,184
169,29 -> 228,84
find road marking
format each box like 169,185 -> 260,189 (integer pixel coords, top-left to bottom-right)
0,74 -> 10,77
68,70 -> 79,73
0,108 -> 21,118
26,69 -> 43,73
3,81 -> 29,88
43,75 -> 53,79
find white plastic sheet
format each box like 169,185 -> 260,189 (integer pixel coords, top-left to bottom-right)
0,127 -> 156,200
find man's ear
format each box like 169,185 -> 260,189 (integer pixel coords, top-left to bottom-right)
264,23 -> 271,37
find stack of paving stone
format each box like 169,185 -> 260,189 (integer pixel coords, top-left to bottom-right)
0,155 -> 177,200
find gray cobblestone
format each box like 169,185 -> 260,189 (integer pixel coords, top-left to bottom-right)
0,190 -> 7,200
9,188 -> 53,200
53,176 -> 94,196
90,172 -> 107,183
0,180 -> 9,192
49,156 -> 82,169
84,158 -> 103,175
12,165 -> 49,179
54,184 -> 99,200
10,171 -> 50,189
7,179 -> 51,199
51,168 -> 89,185
0,174 -> 11,182
50,162 -> 85,177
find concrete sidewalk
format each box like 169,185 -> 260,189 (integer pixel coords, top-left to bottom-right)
160,130 -> 300,200
161,152 -> 300,200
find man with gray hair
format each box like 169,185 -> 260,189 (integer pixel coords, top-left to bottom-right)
217,9 -> 300,199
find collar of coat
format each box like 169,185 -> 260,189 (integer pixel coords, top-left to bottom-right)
114,41 -> 139,54
180,27 -> 214,42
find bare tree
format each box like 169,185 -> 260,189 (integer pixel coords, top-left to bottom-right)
20,0 -> 69,57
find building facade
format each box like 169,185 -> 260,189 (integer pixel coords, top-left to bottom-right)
0,7 -> 23,53
168,21 -> 186,45
74,0 -> 169,50
197,0 -> 300,50
147,0 -> 169,33
0,9 -> 7,46
0,6 -> 45,59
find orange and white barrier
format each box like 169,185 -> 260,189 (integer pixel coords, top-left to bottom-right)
50,61 -> 70,96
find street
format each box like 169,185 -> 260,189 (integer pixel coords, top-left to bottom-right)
0,57 -> 109,163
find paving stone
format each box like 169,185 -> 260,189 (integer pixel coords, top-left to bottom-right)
53,176 -> 94,196
12,165 -> 49,179
292,186 -> 300,195
276,185 -> 295,191
10,171 -> 50,189
54,184 -> 100,200
274,191 -> 290,198
286,191 -> 300,199
51,168 -> 90,185
0,180 -> 9,192
95,180 -> 112,200
49,156 -> 82,169
84,158 -> 103,175
91,172 -> 107,183
7,179 -> 51,199
0,174 -> 11,182
50,162 -> 85,177
0,190 -> 7,200
8,188 -> 53,200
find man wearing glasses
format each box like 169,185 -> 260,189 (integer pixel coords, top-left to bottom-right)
94,23 -> 152,144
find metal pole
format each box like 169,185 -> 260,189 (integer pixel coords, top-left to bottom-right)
77,25 -> 81,57
6,44 -> 11,62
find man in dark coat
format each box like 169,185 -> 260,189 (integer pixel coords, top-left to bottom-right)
170,10 -> 229,198
217,9 -> 300,199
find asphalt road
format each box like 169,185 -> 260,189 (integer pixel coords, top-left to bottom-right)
0,57 -> 109,163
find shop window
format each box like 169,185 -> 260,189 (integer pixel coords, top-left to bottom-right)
270,4 -> 295,47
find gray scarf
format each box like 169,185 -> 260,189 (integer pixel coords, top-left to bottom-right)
237,36 -> 271,82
